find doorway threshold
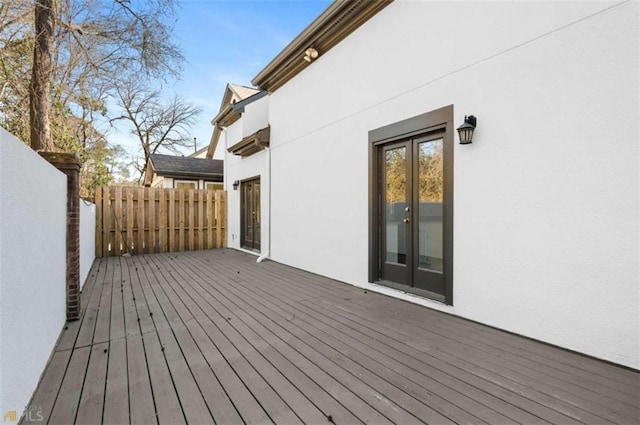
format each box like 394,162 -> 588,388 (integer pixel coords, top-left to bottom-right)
348,279 -> 452,312
236,247 -> 261,256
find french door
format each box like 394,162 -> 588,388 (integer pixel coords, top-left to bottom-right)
369,106 -> 453,304
241,177 -> 261,250
377,132 -> 448,301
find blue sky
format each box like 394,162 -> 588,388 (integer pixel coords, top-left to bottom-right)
112,0 -> 331,157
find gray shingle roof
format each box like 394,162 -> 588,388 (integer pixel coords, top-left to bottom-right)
149,154 -> 223,181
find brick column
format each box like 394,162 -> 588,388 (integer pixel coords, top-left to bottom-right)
40,152 -> 82,321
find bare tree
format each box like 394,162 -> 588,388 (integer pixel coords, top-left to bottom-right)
0,2 -> 32,139
112,81 -> 202,183
29,0 -> 55,151
10,0 -> 184,152
2,0 -> 186,193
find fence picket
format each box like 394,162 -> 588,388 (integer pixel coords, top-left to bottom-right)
159,189 -> 166,253
95,188 -> 103,257
198,190 -> 204,250
136,187 -> 143,254
207,190 -> 214,249
188,189 -> 195,251
148,187 -> 155,253
169,189 -> 176,252
215,190 -> 223,248
102,187 -> 111,256
114,186 -> 122,256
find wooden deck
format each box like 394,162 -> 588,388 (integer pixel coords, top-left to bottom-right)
22,249 -> 639,424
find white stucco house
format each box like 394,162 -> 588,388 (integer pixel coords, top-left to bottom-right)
210,0 -> 639,369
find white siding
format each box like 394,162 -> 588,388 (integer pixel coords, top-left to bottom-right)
259,1 -> 638,368
0,128 -> 67,416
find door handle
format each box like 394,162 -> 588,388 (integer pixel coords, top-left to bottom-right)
403,218 -> 410,223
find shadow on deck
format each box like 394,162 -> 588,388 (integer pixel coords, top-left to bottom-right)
22,249 -> 639,424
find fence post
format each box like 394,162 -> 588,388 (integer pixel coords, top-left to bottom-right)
39,152 -> 82,321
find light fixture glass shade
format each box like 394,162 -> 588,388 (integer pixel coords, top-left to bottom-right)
457,115 -> 476,144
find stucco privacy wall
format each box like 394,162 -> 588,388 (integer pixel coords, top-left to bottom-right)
79,200 -> 95,289
265,1 -> 639,368
0,128 -> 67,416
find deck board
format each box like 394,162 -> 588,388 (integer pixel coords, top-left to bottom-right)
75,342 -> 109,425
47,346 -> 91,425
74,258 -> 109,348
57,258 -> 102,351
22,249 -> 639,425
127,335 -> 156,425
109,257 -> 126,341
20,350 -> 72,424
102,337 -> 129,425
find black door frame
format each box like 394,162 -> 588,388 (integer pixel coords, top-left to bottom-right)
368,105 -> 454,305
240,176 -> 261,251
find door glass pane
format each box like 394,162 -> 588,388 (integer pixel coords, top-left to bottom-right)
385,146 -> 406,265
245,185 -> 253,241
418,139 -> 443,272
254,181 -> 260,244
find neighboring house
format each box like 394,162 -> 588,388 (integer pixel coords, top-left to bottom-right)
191,145 -> 209,159
144,153 -> 224,190
212,0 -> 638,369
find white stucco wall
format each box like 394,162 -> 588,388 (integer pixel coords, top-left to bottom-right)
242,96 -> 270,137
212,136 -> 227,160
225,114 -> 269,251
79,200 -> 95,289
0,128 -> 67,417
257,1 -> 638,368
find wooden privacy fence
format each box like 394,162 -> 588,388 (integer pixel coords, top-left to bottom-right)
95,186 -> 227,257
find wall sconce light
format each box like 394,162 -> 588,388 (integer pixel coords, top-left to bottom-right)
457,115 -> 477,145
232,180 -> 239,190
303,47 -> 318,62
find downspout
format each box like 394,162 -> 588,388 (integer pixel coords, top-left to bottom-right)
257,145 -> 271,263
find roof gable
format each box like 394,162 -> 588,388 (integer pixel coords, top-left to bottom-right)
206,83 -> 264,158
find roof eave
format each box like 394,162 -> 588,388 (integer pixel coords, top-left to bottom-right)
231,90 -> 269,113
228,126 -> 271,157
206,105 -> 242,158
154,171 -> 224,181
251,0 -> 393,92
